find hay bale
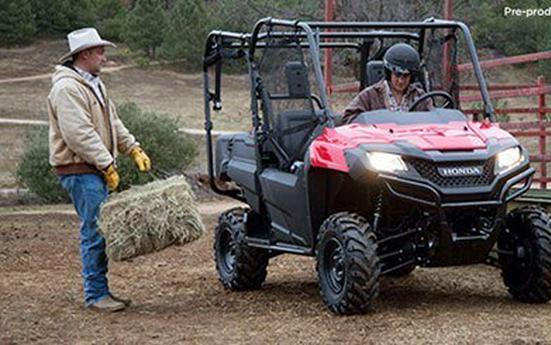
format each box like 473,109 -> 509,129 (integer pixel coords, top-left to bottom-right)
99,175 -> 205,261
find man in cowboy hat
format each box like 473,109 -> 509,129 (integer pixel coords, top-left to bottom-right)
47,28 -> 152,312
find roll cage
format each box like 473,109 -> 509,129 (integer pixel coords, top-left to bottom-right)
203,17 -> 495,200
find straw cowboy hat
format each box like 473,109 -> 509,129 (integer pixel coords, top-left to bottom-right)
59,28 -> 116,62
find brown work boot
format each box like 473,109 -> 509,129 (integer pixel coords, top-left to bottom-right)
109,293 -> 132,307
86,295 -> 126,312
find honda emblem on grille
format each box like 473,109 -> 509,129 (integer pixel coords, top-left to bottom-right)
438,166 -> 483,177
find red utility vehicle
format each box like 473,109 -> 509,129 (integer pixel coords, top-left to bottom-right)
203,18 -> 550,314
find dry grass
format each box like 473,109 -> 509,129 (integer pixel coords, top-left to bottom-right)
103,66 -> 252,132
100,175 -> 205,261
0,78 -> 50,119
0,40 -> 65,80
0,126 -> 29,188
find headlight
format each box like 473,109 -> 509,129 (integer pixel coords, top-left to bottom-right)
495,147 -> 523,174
366,152 -> 408,173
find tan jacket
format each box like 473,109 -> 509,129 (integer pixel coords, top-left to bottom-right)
342,79 -> 432,124
47,65 -> 138,175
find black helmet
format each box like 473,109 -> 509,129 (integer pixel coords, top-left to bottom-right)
383,43 -> 420,79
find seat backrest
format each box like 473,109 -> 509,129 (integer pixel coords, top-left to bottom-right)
274,109 -> 322,160
366,60 -> 385,86
268,61 -> 321,163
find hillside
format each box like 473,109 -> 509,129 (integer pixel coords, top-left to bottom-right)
0,39 -> 547,189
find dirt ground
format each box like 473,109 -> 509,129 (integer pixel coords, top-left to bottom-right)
1,201 -> 551,345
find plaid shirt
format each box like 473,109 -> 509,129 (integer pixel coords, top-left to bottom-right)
74,66 -> 105,107
383,80 -> 421,112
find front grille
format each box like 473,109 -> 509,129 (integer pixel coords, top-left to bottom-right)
408,158 -> 495,188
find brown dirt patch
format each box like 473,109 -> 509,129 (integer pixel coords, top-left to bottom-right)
102,65 -> 252,132
0,40 -> 65,80
1,206 -> 551,344
0,39 -> 132,80
0,77 -> 50,120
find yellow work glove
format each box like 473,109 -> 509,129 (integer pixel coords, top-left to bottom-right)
130,146 -> 151,172
103,164 -> 120,191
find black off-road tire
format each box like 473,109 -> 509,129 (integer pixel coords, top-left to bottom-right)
214,207 -> 269,290
316,212 -> 381,315
498,206 -> 551,303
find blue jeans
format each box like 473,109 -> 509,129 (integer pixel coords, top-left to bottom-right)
60,173 -> 109,305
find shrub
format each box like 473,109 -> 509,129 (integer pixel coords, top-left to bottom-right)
115,102 -> 198,190
16,128 -> 69,203
17,103 -> 197,203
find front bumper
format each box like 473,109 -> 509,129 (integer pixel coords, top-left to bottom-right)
380,166 -> 534,208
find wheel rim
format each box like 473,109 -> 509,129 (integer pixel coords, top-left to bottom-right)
501,229 -> 535,283
219,226 -> 237,274
323,238 -> 346,294
515,237 -> 534,274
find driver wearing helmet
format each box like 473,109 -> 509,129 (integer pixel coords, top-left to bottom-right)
342,43 -> 432,124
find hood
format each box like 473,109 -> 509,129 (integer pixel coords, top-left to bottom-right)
309,120 -> 518,174
318,121 -> 513,151
51,65 -> 87,86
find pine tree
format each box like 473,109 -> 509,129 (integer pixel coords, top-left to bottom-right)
68,0 -> 98,30
160,0 -> 209,65
94,0 -> 128,41
30,0 -> 72,34
124,0 -> 167,58
0,0 -> 36,46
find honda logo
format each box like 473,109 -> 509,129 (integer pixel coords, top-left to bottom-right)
438,166 -> 483,177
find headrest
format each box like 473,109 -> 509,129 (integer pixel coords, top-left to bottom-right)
284,61 -> 310,98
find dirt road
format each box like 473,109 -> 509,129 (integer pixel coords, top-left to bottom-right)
2,200 -> 551,344
0,64 -> 136,85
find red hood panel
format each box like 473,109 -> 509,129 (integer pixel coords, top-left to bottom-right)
376,122 -> 486,151
322,121 -> 513,150
309,121 -> 513,172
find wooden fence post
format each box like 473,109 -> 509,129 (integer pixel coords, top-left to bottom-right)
538,76 -> 547,188
323,0 -> 335,97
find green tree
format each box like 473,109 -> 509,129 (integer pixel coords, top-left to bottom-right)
539,31 -> 551,79
469,0 -> 551,78
472,0 -> 544,55
213,0 -> 321,33
94,0 -> 128,41
31,0 -> 97,34
160,0 -> 210,66
124,0 -> 167,58
0,0 -> 36,46
31,0 -> 71,34
68,0 -> 98,29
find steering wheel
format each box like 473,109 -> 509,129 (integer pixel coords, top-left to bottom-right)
408,91 -> 455,112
